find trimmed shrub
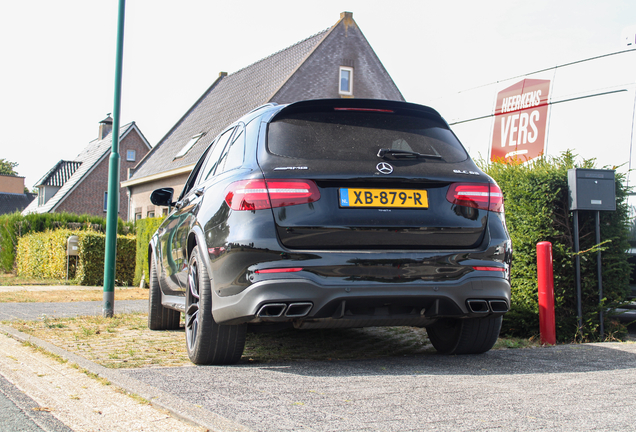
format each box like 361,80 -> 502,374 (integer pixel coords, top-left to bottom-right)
0,212 -> 134,273
482,151 -> 631,341
16,228 -> 136,286
133,217 -> 165,287
75,231 -> 136,286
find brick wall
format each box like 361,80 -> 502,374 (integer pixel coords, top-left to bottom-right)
55,130 -> 150,219
0,175 -> 25,194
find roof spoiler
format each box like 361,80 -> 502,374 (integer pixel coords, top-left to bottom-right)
271,98 -> 443,121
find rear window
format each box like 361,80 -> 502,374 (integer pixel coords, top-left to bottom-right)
267,111 -> 468,162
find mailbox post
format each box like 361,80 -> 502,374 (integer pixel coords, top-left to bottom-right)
66,235 -> 79,281
568,168 -> 616,338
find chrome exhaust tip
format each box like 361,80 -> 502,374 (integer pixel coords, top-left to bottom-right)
285,302 -> 313,318
257,303 -> 287,318
489,300 -> 509,313
467,299 -> 490,314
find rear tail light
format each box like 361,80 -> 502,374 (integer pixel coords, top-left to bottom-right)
446,183 -> 504,212
224,179 -> 320,211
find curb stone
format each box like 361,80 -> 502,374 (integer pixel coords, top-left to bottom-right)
0,323 -> 253,432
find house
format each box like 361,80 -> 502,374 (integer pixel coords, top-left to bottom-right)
122,12 -> 404,220
0,175 -> 35,215
22,115 -> 151,219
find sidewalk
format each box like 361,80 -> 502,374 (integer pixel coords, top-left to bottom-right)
0,296 -> 249,432
0,331 -> 206,432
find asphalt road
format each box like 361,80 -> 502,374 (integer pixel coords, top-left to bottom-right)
123,342 -> 636,432
3,299 -> 636,431
0,300 -> 147,321
0,374 -> 72,432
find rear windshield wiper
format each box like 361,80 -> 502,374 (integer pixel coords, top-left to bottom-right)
377,148 -> 442,159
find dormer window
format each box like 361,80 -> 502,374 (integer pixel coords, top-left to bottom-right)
339,66 -> 353,96
174,133 -> 205,159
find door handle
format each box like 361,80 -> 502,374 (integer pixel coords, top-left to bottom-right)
194,187 -> 205,197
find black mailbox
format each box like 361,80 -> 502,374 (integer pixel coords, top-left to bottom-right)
567,168 -> 616,211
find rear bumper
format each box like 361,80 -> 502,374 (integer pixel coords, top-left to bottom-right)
211,276 -> 511,325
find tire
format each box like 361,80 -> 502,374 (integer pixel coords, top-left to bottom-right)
426,315 -> 502,355
148,255 -> 180,330
185,247 -> 247,365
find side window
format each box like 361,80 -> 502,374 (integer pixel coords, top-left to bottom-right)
200,128 -> 234,182
217,124 -> 245,174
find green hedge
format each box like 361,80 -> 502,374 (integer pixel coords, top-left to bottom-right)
482,151 -> 631,341
0,212 -> 134,273
16,228 -> 136,286
15,230 -> 69,280
133,217 -> 165,287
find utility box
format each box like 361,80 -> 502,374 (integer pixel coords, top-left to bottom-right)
568,169 -> 616,211
67,235 -> 79,256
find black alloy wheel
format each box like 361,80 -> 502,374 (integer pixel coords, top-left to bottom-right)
185,255 -> 201,352
185,247 -> 247,365
426,315 -> 502,355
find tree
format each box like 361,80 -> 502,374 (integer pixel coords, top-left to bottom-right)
0,159 -> 19,176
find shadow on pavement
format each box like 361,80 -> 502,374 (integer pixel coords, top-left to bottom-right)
245,342 -> 636,377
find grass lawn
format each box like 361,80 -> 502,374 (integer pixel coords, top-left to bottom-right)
0,272 -> 72,287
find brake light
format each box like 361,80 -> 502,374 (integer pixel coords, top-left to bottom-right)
446,183 -> 504,212
334,108 -> 394,113
224,179 -> 321,211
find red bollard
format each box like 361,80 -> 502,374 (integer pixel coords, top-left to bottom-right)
537,241 -> 556,345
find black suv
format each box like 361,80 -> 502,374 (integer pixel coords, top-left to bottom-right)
148,98 -> 512,365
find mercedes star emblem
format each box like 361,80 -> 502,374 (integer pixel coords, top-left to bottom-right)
376,162 -> 394,175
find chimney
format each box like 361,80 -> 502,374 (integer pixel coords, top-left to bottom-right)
98,114 -> 113,140
340,11 -> 353,20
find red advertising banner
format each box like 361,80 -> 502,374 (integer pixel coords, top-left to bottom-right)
490,79 -> 551,162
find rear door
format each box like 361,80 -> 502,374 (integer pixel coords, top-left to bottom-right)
257,101 -> 492,250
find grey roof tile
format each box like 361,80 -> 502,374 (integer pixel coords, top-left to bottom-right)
0,193 -> 35,215
129,29 -> 330,181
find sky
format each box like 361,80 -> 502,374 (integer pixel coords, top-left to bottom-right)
1,0 -> 635,189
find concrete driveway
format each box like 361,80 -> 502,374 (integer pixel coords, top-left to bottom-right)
123,342 -> 636,432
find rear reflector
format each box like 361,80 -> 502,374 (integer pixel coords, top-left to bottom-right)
255,268 -> 303,274
224,179 -> 320,211
446,183 -> 504,212
333,108 -> 394,113
472,266 -> 506,272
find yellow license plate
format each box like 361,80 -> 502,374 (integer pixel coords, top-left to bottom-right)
339,188 -> 428,208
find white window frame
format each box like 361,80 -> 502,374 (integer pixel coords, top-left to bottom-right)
339,66 -> 354,96
126,149 -> 136,162
103,192 -> 108,212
